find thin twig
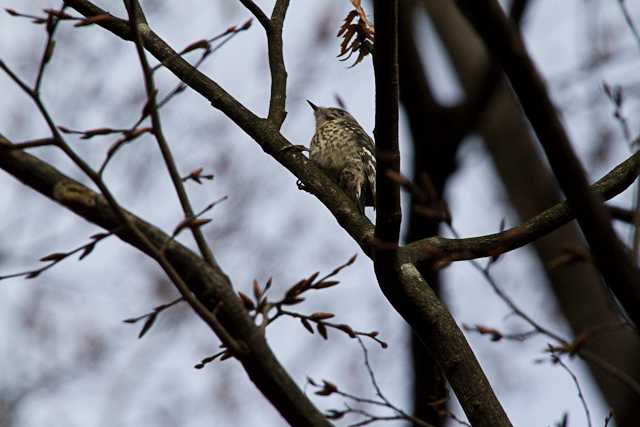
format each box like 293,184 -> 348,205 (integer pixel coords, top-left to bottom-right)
617,0 -> 640,54
34,5 -> 68,92
6,137 -> 58,150
1,39 -> 245,361
449,222 -> 640,398
456,0 -> 640,328
550,353 -> 592,427
125,0 -> 218,269
238,0 -> 271,31
308,338 -> 437,427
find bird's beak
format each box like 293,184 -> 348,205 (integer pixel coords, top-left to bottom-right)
306,100 -> 318,111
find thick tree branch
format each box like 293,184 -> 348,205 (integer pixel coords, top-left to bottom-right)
403,151 -> 640,265
374,2 -> 510,426
455,0 -> 640,327
395,263 -> 512,427
0,139 -> 332,427
398,2 -> 453,423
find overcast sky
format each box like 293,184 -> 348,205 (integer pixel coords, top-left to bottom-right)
1,1 -> 639,426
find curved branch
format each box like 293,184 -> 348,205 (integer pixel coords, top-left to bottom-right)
238,0 -> 271,30
403,151 -> 640,264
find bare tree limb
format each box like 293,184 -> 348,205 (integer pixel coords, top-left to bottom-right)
372,2 -> 511,425
238,0 -> 289,128
403,151 -> 640,264
421,1 -> 640,420
124,0 -> 218,270
0,138 -> 333,427
395,263 -> 512,427
610,205 -> 637,224
63,0 -> 374,253
238,0 -> 271,31
455,0 -> 640,327
266,0 -> 289,128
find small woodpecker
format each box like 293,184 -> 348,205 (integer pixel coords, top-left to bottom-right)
307,100 -> 376,213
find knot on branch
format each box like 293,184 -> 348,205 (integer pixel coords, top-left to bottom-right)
53,181 -> 96,209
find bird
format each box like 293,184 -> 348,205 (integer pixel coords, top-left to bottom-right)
307,100 -> 376,213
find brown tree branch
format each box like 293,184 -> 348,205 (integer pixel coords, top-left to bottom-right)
455,0 -> 640,328
610,205 -> 637,224
374,2 -> 510,426
63,0 -> 374,253
266,0 -> 289,128
420,1 -> 640,421
238,0 -> 289,128
0,138 -> 333,427
238,0 -> 271,31
398,2 -> 454,423
403,151 -> 640,265
395,263 -> 512,427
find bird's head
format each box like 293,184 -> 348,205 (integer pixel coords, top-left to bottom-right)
307,100 -> 354,126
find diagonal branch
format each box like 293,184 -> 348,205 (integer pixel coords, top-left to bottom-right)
63,0 -> 373,254
238,0 -> 271,31
403,151 -> 640,265
455,0 -> 640,327
0,139 -> 333,427
395,263 -> 512,427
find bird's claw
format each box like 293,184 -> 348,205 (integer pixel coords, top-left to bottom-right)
280,144 -> 309,154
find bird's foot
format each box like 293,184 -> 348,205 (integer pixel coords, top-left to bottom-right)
296,179 -> 311,192
279,144 -> 309,154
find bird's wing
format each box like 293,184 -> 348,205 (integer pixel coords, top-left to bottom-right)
345,125 -> 376,208
308,133 -> 318,160
360,134 -> 376,207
